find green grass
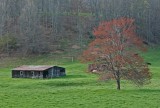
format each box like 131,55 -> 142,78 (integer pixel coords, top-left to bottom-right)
0,48 -> 160,108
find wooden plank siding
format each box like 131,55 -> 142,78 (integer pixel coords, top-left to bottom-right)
12,66 -> 66,79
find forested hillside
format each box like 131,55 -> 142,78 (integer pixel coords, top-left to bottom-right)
0,0 -> 159,56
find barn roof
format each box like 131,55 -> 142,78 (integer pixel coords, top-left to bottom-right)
12,65 -> 53,71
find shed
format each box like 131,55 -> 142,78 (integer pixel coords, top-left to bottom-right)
88,64 -> 106,74
12,65 -> 66,78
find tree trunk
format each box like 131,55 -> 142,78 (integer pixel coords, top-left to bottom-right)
116,79 -> 120,90
116,70 -> 121,90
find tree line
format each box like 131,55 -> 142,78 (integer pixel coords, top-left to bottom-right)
0,0 -> 159,55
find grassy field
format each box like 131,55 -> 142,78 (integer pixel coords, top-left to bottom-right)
0,48 -> 160,108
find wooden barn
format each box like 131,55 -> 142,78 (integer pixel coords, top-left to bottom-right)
12,65 -> 66,78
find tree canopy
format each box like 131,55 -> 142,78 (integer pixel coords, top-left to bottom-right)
82,18 -> 151,90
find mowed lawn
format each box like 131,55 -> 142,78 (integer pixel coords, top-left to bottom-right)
0,48 -> 160,108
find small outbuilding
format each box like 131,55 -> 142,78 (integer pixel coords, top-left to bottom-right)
88,64 -> 106,74
12,65 -> 66,78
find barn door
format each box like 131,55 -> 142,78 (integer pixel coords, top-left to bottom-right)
43,71 -> 48,78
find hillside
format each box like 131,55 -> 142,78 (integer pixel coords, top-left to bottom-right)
0,0 -> 160,56
0,48 -> 160,108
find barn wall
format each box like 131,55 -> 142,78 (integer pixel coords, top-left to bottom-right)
12,71 -> 43,78
22,71 -> 32,78
48,67 -> 66,78
12,70 -> 20,78
31,71 -> 43,78
48,67 -> 60,78
60,68 -> 66,76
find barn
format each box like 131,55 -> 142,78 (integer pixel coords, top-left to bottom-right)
12,65 -> 66,78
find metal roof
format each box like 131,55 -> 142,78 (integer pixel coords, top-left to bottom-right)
12,65 -> 53,71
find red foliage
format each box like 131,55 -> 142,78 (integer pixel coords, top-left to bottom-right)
82,17 -> 151,90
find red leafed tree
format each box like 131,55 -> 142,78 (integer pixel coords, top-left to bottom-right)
82,18 -> 151,90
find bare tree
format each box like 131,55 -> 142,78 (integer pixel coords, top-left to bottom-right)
0,0 -> 159,56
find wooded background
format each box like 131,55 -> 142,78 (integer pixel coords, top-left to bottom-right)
0,0 -> 159,55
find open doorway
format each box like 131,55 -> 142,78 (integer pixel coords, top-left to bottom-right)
43,71 -> 48,78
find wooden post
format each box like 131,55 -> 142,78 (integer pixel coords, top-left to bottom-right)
63,56 -> 74,62
32,71 -> 35,78
71,57 -> 74,62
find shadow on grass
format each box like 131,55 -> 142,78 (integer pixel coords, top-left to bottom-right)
41,75 -> 96,87
60,75 -> 88,79
123,89 -> 160,93
42,80 -> 95,87
138,89 -> 160,92
10,80 -> 96,89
